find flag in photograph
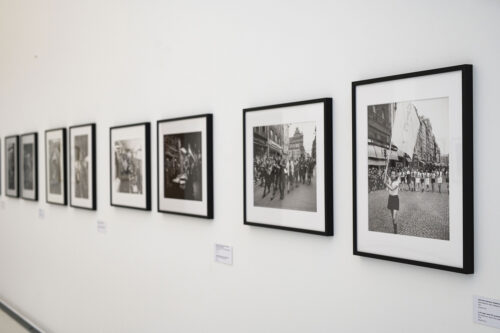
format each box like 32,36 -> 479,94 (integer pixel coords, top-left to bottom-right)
391,102 -> 421,158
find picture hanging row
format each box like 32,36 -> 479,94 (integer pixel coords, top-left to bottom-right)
3,114 -> 214,219
0,64 -> 474,274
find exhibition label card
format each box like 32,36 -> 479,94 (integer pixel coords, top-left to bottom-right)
38,208 -> 45,219
97,220 -> 107,234
474,296 -> 500,329
215,244 -> 233,265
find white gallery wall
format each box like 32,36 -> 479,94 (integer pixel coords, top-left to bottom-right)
0,0 -> 499,332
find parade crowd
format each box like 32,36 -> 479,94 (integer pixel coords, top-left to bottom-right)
254,154 -> 316,201
369,166 -> 449,193
164,144 -> 202,200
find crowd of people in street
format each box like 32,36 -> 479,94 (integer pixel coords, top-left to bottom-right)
165,143 -> 202,200
254,153 -> 315,201
369,166 -> 449,193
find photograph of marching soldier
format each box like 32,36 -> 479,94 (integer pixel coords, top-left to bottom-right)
367,98 -> 450,240
253,122 -> 317,212
157,114 -> 213,219
163,132 -> 202,201
244,98 -> 333,235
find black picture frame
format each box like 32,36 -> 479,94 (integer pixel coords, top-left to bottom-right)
109,122 -> 151,211
69,123 -> 97,211
4,135 -> 19,198
243,98 -> 333,236
45,128 -> 68,206
352,65 -> 473,274
156,113 -> 214,219
20,132 -> 38,201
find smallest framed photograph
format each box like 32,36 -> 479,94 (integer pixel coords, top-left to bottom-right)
5,136 -> 20,198
110,122 -> 151,211
69,123 -> 97,210
5,135 -> 19,197
157,114 -> 213,219
20,132 -> 38,201
45,128 -> 67,205
0,138 -> 2,196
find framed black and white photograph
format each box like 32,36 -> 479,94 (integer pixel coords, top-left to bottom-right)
0,138 -> 2,196
243,98 -> 333,235
45,128 -> 67,205
110,122 -> 151,211
157,114 -> 213,219
20,133 -> 38,201
5,136 -> 19,198
352,65 -> 473,273
69,123 -> 96,210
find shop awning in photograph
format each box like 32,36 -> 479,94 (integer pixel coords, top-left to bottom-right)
388,150 -> 398,161
368,159 -> 386,166
368,144 -> 398,161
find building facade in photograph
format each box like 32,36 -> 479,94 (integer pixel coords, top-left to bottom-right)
253,125 -> 286,158
413,117 -> 441,164
289,127 -> 305,160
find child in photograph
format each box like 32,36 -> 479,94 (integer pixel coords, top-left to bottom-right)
437,170 -> 443,193
385,170 -> 400,234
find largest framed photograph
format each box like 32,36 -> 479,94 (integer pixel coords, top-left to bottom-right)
352,65 -> 473,273
5,135 -> 19,198
244,98 -> 333,235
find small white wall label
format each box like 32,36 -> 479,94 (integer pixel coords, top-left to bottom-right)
97,220 -> 107,234
474,296 -> 500,329
215,244 -> 233,265
38,208 -> 45,219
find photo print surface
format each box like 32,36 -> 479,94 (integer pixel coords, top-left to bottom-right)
23,143 -> 34,190
367,98 -> 450,240
45,128 -> 67,205
157,114 -> 213,218
353,65 -> 473,273
253,121 -> 317,213
74,134 -> 89,199
48,139 -> 62,194
69,124 -> 96,210
113,139 -> 144,195
110,123 -> 151,210
244,98 -> 333,235
163,131 -> 202,201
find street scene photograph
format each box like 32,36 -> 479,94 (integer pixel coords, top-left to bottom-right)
367,97 -> 450,240
163,132 -> 203,201
253,121 -> 317,212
